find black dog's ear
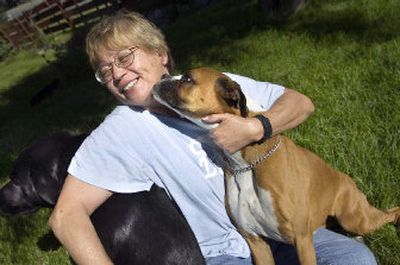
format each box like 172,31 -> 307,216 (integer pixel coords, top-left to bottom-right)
216,77 -> 249,117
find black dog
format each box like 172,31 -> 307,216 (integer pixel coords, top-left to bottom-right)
0,132 -> 205,265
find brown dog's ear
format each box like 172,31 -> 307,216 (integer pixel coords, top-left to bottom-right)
216,77 -> 249,117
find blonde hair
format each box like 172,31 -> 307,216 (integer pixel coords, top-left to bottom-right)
85,10 -> 174,71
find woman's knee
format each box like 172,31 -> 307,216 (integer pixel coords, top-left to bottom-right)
314,228 -> 377,265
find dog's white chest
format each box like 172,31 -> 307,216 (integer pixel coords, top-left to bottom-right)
227,154 -> 286,242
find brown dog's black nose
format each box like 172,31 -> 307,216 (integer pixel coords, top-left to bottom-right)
161,73 -> 171,80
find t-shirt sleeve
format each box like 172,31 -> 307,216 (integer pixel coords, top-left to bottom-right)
68,112 -> 153,193
224,72 -> 285,111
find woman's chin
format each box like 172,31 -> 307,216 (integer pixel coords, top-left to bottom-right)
121,96 -> 153,108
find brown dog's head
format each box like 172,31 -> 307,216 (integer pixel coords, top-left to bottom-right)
153,68 -> 248,118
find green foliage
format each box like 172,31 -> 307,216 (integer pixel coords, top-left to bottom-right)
0,41 -> 14,62
0,0 -> 399,264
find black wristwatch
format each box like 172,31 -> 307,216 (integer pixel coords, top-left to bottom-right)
254,114 -> 272,143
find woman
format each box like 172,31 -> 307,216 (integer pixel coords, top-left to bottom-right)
49,10 -> 376,265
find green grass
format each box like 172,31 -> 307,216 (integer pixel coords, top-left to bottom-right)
0,51 -> 48,93
0,0 -> 399,264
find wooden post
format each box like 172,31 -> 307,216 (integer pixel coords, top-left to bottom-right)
0,25 -> 18,49
15,15 -> 35,45
55,0 -> 74,29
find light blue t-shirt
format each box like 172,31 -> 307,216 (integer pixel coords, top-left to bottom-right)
68,72 -> 285,258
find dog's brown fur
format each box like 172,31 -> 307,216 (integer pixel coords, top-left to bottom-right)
153,68 -> 400,265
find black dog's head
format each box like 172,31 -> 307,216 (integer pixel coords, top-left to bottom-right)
0,132 -> 86,215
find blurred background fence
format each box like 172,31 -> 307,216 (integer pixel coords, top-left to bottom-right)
0,0 -> 199,49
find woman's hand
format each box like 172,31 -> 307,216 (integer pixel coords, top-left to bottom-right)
202,88 -> 315,154
202,114 -> 263,154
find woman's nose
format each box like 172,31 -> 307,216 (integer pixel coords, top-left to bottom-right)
112,66 -> 127,81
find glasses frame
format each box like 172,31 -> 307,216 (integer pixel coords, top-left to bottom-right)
95,46 -> 138,84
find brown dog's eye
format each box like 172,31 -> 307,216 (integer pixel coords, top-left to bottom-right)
180,74 -> 193,84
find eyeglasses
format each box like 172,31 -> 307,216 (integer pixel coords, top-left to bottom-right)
95,47 -> 138,84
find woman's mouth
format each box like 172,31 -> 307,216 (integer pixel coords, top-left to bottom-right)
120,78 -> 139,94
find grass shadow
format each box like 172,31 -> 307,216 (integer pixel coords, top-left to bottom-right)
288,0 -> 400,45
37,231 -> 62,251
0,25 -> 116,160
166,0 -> 400,71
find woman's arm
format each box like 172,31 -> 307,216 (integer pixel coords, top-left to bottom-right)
48,175 -> 113,265
202,88 -> 315,153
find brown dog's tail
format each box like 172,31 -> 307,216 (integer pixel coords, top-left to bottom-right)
388,207 -> 400,226
334,174 -> 400,235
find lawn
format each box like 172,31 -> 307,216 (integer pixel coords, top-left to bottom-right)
0,0 -> 399,264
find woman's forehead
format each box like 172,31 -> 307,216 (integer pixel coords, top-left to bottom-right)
96,49 -> 118,64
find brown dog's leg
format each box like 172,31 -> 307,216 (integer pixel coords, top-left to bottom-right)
245,234 -> 275,265
294,233 -> 317,265
335,174 -> 400,235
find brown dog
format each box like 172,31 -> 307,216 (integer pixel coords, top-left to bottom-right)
153,68 -> 400,265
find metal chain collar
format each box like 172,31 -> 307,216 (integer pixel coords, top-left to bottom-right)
233,137 -> 281,175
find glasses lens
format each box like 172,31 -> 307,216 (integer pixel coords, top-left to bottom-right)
94,47 -> 136,84
95,66 -> 112,84
116,49 -> 134,68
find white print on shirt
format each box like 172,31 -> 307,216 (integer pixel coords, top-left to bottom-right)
189,139 -> 223,179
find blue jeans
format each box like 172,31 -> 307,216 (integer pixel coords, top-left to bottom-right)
205,228 -> 377,265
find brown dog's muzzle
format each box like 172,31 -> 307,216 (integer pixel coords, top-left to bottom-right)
152,77 -> 184,109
